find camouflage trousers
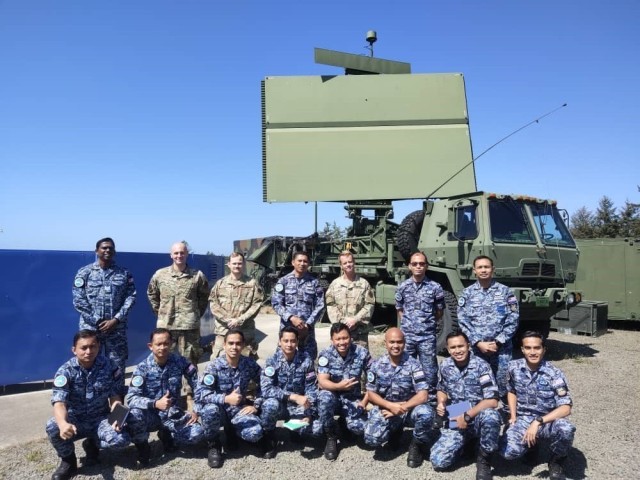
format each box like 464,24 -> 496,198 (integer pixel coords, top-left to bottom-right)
316,390 -> 367,434
97,328 -> 128,376
473,344 -> 512,398
46,415 -> 131,458
363,404 -> 435,447
404,333 -> 438,393
127,408 -> 204,445
171,329 -> 202,397
260,397 -> 314,435
199,403 -> 264,443
210,332 -> 259,361
500,416 -> 575,459
430,408 -> 501,469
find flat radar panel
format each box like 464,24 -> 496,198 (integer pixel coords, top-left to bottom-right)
262,73 -> 477,202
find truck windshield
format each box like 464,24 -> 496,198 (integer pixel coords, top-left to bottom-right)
528,203 -> 576,247
489,200 -> 536,244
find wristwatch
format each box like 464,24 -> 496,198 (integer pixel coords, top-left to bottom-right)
463,412 -> 472,423
535,416 -> 544,425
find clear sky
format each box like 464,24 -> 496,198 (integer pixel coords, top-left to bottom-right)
1,1 -> 638,255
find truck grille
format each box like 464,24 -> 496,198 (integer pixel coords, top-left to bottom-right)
521,262 -> 556,277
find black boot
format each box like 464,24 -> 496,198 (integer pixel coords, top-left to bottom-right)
81,438 -> 100,466
323,426 -> 339,461
548,455 -> 567,480
407,437 -> 424,468
476,448 -> 493,480
261,430 -> 278,459
52,454 -> 77,480
207,440 -> 223,469
135,441 -> 151,468
157,429 -> 177,453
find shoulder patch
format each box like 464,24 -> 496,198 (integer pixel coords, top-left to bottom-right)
265,366 -> 276,377
203,374 -> 215,386
275,283 -> 284,293
318,356 -> 329,367
54,375 -> 68,388
479,374 -> 492,386
131,375 -> 144,387
458,297 -> 465,307
367,371 -> 376,383
73,277 -> 85,288
556,387 -> 567,397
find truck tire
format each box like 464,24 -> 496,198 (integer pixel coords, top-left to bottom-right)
396,210 -> 425,262
436,291 -> 459,354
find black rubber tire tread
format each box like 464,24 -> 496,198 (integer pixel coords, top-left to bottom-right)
437,291 -> 460,354
396,210 -> 425,262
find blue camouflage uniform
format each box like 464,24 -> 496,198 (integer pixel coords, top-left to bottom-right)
126,353 -> 204,446
45,355 -> 131,458
458,280 -> 519,398
195,355 -> 264,443
395,277 -> 445,391
271,272 -> 325,360
499,359 -> 575,460
363,352 -> 434,447
260,348 -> 317,435
73,262 -> 137,372
316,343 -> 371,435
430,354 -> 502,469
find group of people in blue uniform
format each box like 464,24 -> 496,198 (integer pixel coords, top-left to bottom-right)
46,241 -> 575,480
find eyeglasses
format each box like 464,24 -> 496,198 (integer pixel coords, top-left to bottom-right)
410,262 -> 426,267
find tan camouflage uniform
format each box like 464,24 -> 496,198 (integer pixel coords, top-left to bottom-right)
325,275 -> 375,350
209,274 -> 264,360
147,265 -> 209,397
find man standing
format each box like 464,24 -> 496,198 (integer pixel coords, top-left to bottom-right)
73,237 -> 136,373
499,331 -> 575,480
271,251 -> 325,359
45,330 -> 134,480
260,326 -> 318,458
195,329 -> 267,469
316,323 -> 371,461
147,241 -> 209,404
395,251 -> 445,392
209,252 -> 264,359
126,328 -> 204,458
326,251 -> 375,350
458,255 -> 519,398
430,331 -> 501,480
363,328 -> 434,469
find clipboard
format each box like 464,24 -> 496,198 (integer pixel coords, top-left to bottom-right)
446,401 -> 472,429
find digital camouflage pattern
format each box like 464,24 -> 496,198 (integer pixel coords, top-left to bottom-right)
430,355 -> 501,469
195,355 -> 264,443
72,262 -> 137,371
46,355 -> 130,458
260,348 -> 317,434
364,352 -> 433,447
499,358 -> 575,459
126,352 -> 204,445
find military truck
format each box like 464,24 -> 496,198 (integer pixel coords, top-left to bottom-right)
250,38 -> 581,350
237,192 -> 581,350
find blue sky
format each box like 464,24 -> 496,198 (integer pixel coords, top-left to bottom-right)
1,1 -> 638,255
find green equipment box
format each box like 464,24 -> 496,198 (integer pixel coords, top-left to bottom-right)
551,301 -> 608,337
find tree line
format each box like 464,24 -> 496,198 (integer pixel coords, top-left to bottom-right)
570,191 -> 640,239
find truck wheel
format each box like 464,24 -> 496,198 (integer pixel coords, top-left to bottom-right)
396,210 -> 425,262
437,291 -> 459,354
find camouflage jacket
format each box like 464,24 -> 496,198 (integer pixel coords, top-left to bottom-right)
147,265 -> 209,330
209,274 -> 264,335
326,275 -> 375,336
